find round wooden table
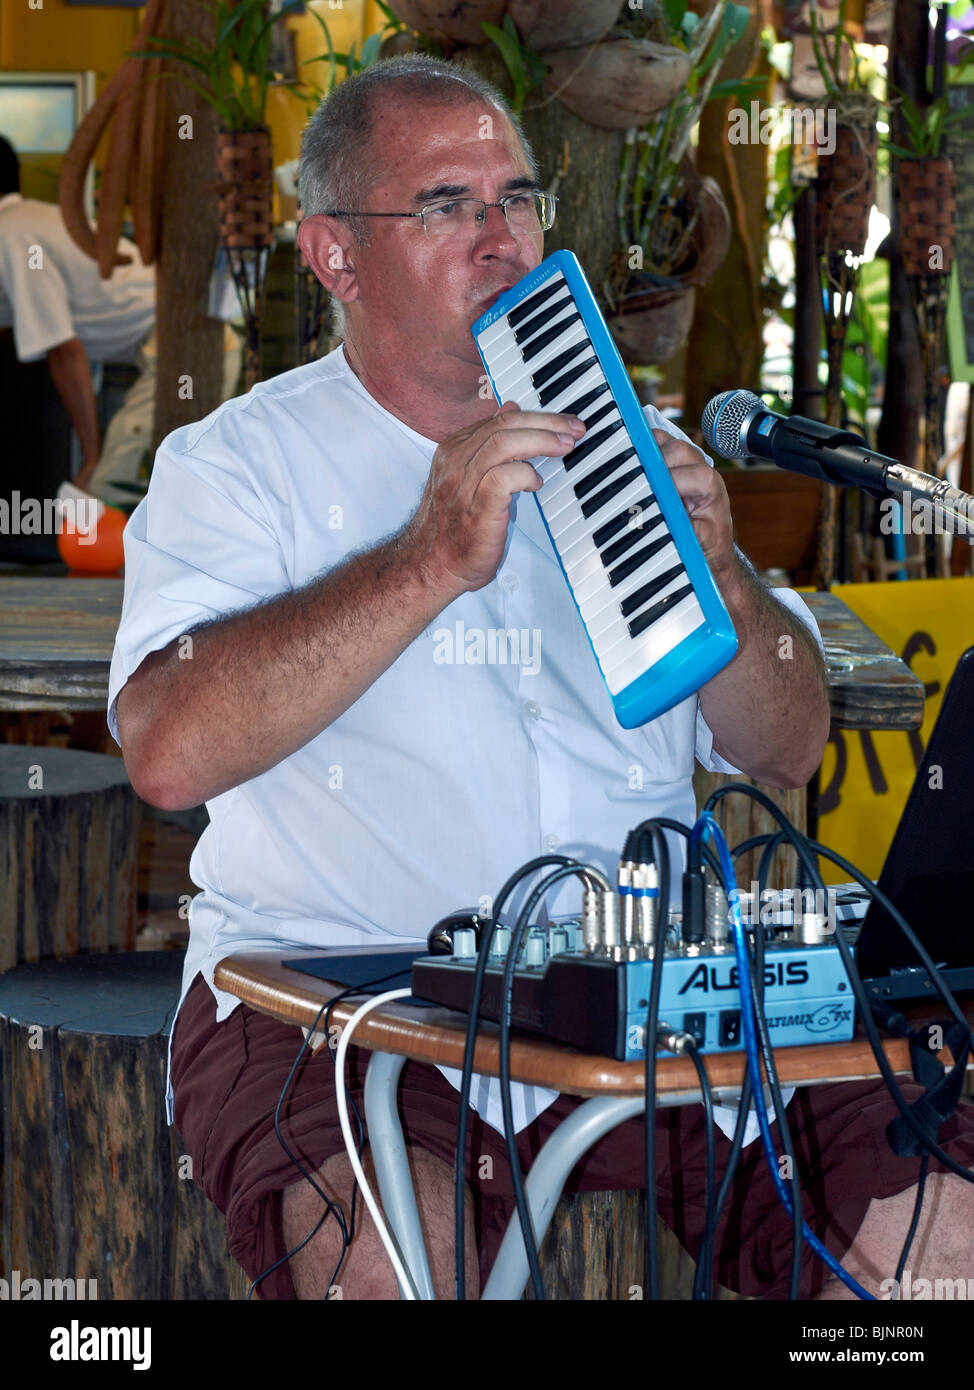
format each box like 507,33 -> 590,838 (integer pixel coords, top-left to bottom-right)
0,575 -> 123,712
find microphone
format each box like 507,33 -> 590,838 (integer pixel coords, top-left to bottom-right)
701,389 -> 974,542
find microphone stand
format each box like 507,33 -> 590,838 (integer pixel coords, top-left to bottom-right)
882,464 -> 974,547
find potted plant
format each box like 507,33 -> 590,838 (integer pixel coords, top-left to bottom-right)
132,0 -> 326,385
886,65 -> 974,479
886,85 -> 972,279
809,2 -> 882,262
605,0 -> 756,365
384,0 -> 505,50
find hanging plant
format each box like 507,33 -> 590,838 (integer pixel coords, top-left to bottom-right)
384,0 -> 505,50
605,0 -> 754,366
507,0 -> 621,53
541,38 -> 692,131
131,0 -> 313,130
132,0 -> 338,387
886,88 -> 973,277
480,15 -> 547,120
886,62 -> 974,479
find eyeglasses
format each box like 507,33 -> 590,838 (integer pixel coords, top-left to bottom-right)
323,190 -> 558,240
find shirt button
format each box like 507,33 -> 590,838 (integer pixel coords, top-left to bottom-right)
523,700 -> 541,719
500,574 -> 520,593
542,834 -> 560,852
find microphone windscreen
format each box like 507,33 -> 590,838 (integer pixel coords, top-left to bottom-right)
701,389 -> 763,459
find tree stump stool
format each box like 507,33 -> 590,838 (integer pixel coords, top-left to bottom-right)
527,1190 -> 747,1300
0,744 -> 139,971
0,952 -> 248,1299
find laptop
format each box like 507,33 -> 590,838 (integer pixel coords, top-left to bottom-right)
849,645 -> 974,1003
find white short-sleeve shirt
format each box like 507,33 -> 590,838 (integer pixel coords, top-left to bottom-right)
0,193 -> 155,363
108,343 -> 823,1132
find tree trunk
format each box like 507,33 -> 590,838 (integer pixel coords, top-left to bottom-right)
0,954 -> 250,1298
152,0 -> 226,452
684,2 -> 772,434
877,0 -> 927,475
0,745 -> 138,973
461,46 -> 625,310
792,188 -> 823,420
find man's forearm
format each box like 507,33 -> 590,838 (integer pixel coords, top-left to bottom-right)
117,531 -> 459,809
46,338 -> 101,471
699,556 -> 830,789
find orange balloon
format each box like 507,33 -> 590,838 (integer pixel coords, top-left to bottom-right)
57,504 -> 127,574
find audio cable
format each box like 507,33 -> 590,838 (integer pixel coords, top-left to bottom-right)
683,1036 -> 717,1299
706,786 -> 974,1178
727,821 -> 972,1292
714,783 -> 974,1182
335,988 -> 421,1299
754,830 -> 804,1299
498,861 -> 612,1300
453,854 -> 579,1300
253,967 -> 422,1300
694,809 -> 876,1300
631,820 -> 672,1300
249,990 -> 351,1299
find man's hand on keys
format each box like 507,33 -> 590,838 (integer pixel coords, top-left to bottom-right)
406,400 -> 586,594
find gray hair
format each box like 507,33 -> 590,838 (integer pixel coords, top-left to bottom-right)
298,54 -> 538,247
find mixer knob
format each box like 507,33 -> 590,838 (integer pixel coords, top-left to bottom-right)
490,925 -> 512,960
525,930 -> 546,967
452,927 -> 477,960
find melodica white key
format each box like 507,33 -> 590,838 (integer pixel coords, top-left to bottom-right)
472,250 -> 737,729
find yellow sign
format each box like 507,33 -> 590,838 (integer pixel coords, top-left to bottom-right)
817,578 -> 974,884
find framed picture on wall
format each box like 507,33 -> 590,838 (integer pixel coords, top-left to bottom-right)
0,71 -> 96,217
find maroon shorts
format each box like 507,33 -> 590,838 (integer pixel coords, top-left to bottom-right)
170,971 -> 974,1299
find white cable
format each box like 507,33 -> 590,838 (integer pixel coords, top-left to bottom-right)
334,987 -> 421,1300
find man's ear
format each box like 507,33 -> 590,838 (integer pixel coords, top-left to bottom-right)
297,215 -> 359,302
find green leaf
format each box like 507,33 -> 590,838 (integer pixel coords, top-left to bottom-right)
698,2 -> 751,77
481,20 -> 524,81
128,38 -> 213,70
662,0 -> 687,35
360,31 -> 385,69
252,2 -> 303,59
707,75 -> 765,101
725,3 -> 751,38
302,7 -> 337,94
215,2 -> 249,51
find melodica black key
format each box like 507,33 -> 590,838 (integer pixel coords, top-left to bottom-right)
473,250 -> 737,729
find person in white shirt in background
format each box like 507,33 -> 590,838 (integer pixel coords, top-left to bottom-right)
0,134 -> 155,505
0,135 -> 240,507
108,57 -> 974,1301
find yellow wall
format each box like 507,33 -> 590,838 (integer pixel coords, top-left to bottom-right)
0,0 -> 140,84
269,0 -> 369,166
2,0 -> 379,203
